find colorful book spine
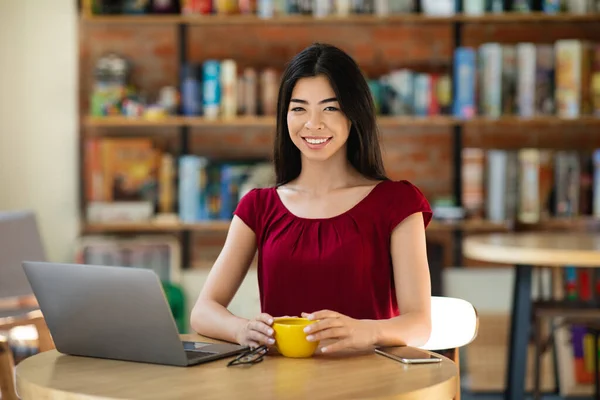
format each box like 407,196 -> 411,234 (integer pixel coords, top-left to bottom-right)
202,60 -> 221,120
481,43 -> 503,118
501,45 -> 517,115
453,47 -> 477,119
517,43 -> 536,118
178,156 -> 201,223
414,74 -> 430,117
535,45 -> 555,115
592,45 -> 600,117
565,266 -> 578,301
543,0 -> 563,12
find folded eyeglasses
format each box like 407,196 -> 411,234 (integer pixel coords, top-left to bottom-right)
227,345 -> 268,367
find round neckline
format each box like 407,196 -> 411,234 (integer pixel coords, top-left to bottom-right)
272,179 -> 388,222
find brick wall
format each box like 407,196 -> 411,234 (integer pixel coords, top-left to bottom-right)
80,19 -> 600,268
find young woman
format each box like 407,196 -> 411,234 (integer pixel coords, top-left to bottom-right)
190,43 -> 433,354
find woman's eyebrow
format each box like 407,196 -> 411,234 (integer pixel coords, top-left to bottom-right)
290,97 -> 338,104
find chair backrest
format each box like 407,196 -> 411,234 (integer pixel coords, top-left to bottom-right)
419,296 -> 479,351
0,211 -> 47,299
0,333 -> 18,400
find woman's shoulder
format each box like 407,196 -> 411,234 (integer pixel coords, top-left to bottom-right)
374,179 -> 426,198
374,179 -> 433,230
238,186 -> 279,205
233,186 -> 280,232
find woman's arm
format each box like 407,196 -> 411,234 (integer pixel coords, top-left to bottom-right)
302,212 -> 432,352
371,211 -> 432,347
189,215 -> 259,343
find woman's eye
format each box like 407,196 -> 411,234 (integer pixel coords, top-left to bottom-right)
290,107 -> 304,112
324,106 -> 339,112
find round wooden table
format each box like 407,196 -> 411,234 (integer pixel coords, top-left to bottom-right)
463,231 -> 600,267
463,232 -> 600,400
15,334 -> 459,400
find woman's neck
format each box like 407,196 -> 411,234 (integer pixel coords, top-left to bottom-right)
292,153 -> 361,195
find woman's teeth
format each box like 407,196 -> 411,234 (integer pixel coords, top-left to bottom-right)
304,138 -> 330,144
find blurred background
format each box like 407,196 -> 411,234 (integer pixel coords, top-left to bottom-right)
1,0 -> 600,398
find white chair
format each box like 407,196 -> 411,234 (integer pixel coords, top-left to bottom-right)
418,296 -> 479,400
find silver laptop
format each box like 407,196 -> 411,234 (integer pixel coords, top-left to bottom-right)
22,261 -> 247,367
0,211 -> 47,299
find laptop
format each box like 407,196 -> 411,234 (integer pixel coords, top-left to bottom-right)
22,261 -> 248,367
0,211 -> 47,299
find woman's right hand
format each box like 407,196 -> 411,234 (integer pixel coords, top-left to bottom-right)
235,313 -> 276,348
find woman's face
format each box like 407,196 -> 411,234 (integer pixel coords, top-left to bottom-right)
286,75 -> 351,163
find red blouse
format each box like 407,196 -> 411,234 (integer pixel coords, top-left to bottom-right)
233,179 -> 432,321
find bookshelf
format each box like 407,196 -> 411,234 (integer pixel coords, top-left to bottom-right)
79,3 -> 600,269
80,12 -> 600,25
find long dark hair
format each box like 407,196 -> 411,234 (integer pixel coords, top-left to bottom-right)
273,43 -> 388,186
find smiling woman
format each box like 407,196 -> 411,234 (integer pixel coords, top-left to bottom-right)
191,43 -> 434,356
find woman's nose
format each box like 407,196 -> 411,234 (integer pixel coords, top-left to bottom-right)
304,112 -> 323,130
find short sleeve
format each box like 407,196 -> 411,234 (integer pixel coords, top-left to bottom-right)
386,180 -> 433,233
233,188 -> 260,232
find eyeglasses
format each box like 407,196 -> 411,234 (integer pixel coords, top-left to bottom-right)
227,345 -> 268,367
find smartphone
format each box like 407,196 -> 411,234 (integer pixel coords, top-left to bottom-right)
375,346 -> 443,364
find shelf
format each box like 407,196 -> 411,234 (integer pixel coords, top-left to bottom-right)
83,115 -> 460,128
82,221 -> 231,234
517,217 -> 600,231
380,116 -> 459,127
81,13 -> 457,25
84,115 -> 276,128
464,116 -> 600,128
429,219 -> 512,232
457,11 -> 600,23
81,12 -> 600,25
83,217 -> 600,234
84,115 -> 600,129
83,218 -> 513,234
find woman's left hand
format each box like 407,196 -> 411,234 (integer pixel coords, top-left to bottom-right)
301,310 -> 378,353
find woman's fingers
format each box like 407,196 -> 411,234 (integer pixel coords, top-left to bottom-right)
304,315 -> 343,334
307,327 -> 347,342
247,329 -> 274,346
249,320 -> 274,338
256,313 -> 274,325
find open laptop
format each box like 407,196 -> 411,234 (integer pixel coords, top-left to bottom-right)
22,261 -> 248,367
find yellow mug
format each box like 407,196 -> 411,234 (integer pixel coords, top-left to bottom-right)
272,317 -> 318,358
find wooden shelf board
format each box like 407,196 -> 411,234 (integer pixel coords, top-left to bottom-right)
518,217 -> 600,230
429,219 -> 512,232
458,11 -> 600,23
81,14 -> 185,24
82,221 -> 231,233
464,116 -> 600,127
84,115 -> 275,128
81,12 -> 600,25
379,116 -> 459,127
83,218 -> 600,235
82,219 -> 515,234
84,115 -> 600,129
83,115 -> 459,128
84,116 -> 188,127
81,13 -> 457,25
187,116 -> 276,127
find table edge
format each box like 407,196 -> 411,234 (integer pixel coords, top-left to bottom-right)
15,341 -> 459,400
463,235 -> 600,267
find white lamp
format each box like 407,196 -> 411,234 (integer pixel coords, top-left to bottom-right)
419,296 -> 479,351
